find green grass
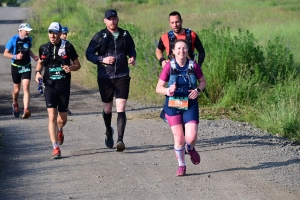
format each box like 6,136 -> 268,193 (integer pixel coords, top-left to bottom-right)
24,0 -> 300,143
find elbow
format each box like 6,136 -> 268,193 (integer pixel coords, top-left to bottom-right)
155,87 -> 160,94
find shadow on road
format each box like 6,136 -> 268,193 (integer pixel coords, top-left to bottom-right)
195,158 -> 300,176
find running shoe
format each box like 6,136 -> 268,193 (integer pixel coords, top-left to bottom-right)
116,140 -> 126,152
186,144 -> 201,165
105,127 -> 114,148
12,103 -> 19,118
176,166 -> 186,176
52,146 -> 61,159
22,109 -> 31,119
58,128 -> 64,145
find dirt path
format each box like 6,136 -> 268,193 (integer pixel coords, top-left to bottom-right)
0,7 -> 299,200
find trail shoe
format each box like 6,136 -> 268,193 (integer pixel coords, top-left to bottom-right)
176,166 -> 186,176
12,103 -> 19,118
186,144 -> 201,165
105,127 -> 114,149
58,128 -> 64,145
52,147 -> 61,159
116,140 -> 126,152
22,109 -> 31,119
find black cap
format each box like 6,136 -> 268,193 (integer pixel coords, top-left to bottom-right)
105,9 -> 118,19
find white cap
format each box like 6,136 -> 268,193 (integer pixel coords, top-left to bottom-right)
48,22 -> 62,33
18,23 -> 33,31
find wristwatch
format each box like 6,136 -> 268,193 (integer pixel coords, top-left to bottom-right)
196,88 -> 201,92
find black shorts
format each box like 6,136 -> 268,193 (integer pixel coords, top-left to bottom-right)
44,81 -> 70,112
97,75 -> 131,103
11,64 -> 31,84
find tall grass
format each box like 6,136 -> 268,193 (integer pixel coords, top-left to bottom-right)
26,0 -> 300,143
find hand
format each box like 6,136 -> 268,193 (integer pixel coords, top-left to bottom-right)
167,83 -> 176,96
16,52 -> 23,60
33,55 -> 39,61
162,60 -> 168,68
35,72 -> 42,83
188,89 -> 199,99
62,65 -> 71,73
103,56 -> 115,65
128,57 -> 135,66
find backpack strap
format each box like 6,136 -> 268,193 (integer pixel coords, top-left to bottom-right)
185,29 -> 194,60
167,30 -> 176,59
170,59 -> 177,70
188,59 -> 194,71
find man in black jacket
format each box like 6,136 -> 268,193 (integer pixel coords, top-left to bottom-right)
86,9 -> 136,152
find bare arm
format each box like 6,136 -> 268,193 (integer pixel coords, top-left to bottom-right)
29,49 -> 39,61
62,58 -> 81,73
3,49 -> 13,59
156,79 -> 176,96
35,59 -> 43,83
197,75 -> 206,92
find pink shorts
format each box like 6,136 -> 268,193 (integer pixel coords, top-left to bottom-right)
165,114 -> 198,127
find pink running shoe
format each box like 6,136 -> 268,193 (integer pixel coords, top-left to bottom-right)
186,144 -> 201,165
52,146 -> 61,159
176,166 -> 186,176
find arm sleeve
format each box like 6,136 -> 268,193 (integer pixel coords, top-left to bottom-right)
157,37 -> 166,51
194,34 -> 205,66
85,33 -> 102,64
126,31 -> 136,58
194,63 -> 203,79
67,43 -> 79,61
5,37 -> 14,53
159,62 -> 171,82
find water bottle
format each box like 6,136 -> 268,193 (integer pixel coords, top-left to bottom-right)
37,79 -> 43,95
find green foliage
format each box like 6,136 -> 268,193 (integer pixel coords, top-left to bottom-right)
253,75 -> 300,143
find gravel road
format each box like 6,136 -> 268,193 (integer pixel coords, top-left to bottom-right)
0,7 -> 299,200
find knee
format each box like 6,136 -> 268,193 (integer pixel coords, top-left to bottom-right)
58,117 -> 67,126
103,106 -> 112,114
13,87 -> 20,94
48,114 -> 57,123
174,133 -> 185,145
23,86 -> 30,93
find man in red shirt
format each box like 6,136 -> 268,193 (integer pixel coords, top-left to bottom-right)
156,11 -> 205,68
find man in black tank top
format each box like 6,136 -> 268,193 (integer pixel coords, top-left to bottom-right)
34,22 -> 81,159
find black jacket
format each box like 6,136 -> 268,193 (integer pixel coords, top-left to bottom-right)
85,27 -> 136,79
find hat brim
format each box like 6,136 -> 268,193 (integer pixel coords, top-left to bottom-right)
19,28 -> 33,31
48,29 -> 60,33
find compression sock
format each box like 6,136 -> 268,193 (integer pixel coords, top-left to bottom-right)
117,112 -> 126,141
174,147 -> 186,166
102,110 -> 112,135
186,142 -> 194,151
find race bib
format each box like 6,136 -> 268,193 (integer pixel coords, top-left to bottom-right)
17,65 -> 30,74
168,96 -> 188,110
49,66 -> 66,80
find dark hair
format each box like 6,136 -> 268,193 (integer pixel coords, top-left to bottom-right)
169,11 -> 182,20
